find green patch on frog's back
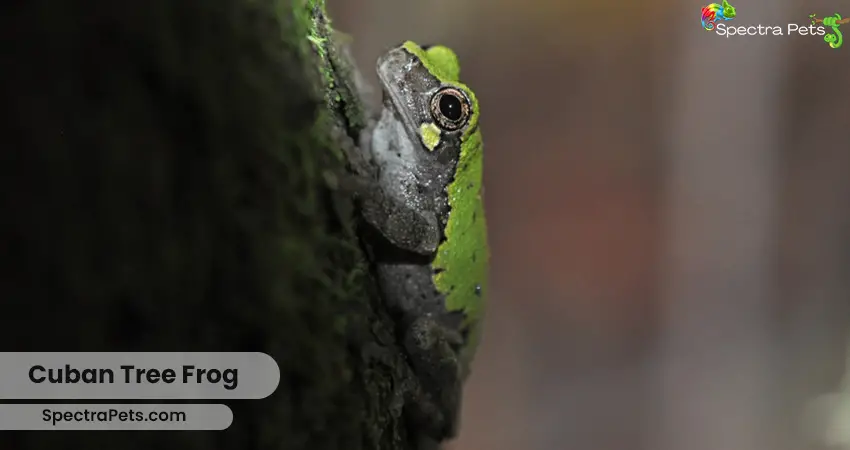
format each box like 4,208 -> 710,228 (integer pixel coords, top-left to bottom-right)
402,40 -> 488,331
431,129 -> 487,329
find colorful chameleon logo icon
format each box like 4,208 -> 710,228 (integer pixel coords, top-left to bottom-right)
701,0 -> 737,31
810,13 -> 846,49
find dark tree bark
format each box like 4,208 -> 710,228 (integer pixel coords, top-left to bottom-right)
0,0 -> 413,448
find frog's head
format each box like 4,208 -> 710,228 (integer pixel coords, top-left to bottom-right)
375,41 -> 479,194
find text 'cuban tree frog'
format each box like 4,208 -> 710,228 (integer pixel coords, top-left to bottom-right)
357,41 -> 488,447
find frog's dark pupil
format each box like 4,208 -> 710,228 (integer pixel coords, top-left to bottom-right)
439,94 -> 463,122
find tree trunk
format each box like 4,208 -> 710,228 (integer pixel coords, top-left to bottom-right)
0,0 -> 413,448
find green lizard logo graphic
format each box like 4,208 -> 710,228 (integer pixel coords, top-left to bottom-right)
810,13 -> 846,49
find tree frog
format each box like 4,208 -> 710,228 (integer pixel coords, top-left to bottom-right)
357,41 -> 488,445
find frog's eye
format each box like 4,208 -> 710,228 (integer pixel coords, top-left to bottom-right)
429,87 -> 471,131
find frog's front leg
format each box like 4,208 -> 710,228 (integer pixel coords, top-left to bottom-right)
352,123 -> 439,255
358,181 -> 441,256
403,314 -> 464,443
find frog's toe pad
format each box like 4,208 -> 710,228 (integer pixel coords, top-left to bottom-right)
407,316 -> 461,354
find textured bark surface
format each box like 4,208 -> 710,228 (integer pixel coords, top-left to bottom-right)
0,0 -> 412,448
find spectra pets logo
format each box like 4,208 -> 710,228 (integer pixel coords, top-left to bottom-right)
701,0 -> 737,31
700,2 -> 841,46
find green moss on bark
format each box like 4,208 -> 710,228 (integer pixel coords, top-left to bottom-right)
0,0 -> 414,448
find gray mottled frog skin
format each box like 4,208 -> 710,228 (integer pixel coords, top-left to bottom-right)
356,42 -> 478,448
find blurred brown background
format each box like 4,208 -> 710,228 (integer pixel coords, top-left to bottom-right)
328,0 -> 850,449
